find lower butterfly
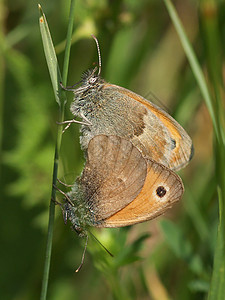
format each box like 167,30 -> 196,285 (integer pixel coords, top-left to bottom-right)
62,135 -> 184,235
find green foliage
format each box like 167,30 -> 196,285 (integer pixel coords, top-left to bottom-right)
0,0 -> 224,299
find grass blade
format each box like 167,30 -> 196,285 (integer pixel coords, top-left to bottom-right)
163,1 -> 225,299
39,5 -> 63,106
38,1 -> 76,299
162,0 -> 219,141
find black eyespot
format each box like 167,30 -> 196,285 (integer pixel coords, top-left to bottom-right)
171,138 -> 177,149
156,186 -> 167,198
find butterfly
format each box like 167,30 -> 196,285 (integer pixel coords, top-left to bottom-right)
63,135 -> 184,235
61,36 -> 194,172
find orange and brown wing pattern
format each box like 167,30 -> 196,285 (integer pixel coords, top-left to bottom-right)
103,159 -> 184,227
103,84 -> 193,171
80,135 -> 147,223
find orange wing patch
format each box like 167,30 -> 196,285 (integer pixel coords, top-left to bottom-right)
102,160 -> 184,228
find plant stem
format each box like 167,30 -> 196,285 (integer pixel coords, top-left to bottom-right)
39,1 -> 76,299
163,0 -> 219,141
163,0 -> 225,298
62,0 -> 76,86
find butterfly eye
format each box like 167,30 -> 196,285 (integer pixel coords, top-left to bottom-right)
89,77 -> 97,84
156,186 -> 167,198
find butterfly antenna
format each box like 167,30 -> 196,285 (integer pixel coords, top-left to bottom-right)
75,235 -> 89,273
91,35 -> 102,76
144,90 -> 170,113
89,230 -> 114,257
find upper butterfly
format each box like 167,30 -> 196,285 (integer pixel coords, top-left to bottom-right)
62,36 -> 194,171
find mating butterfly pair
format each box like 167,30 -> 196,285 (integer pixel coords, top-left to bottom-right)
59,36 -> 193,239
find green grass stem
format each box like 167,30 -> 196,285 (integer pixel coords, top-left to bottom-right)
38,1 -> 76,299
163,0 -> 219,141
163,1 -> 225,298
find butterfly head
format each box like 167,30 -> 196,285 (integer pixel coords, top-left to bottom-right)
62,201 -> 84,236
80,68 -> 104,87
76,35 -> 104,92
62,182 -> 97,237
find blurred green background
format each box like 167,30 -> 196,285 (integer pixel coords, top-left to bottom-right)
1,0 -> 224,299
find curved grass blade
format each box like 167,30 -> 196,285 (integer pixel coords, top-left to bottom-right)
163,1 -> 225,299
162,0 -> 218,141
39,4 -> 64,106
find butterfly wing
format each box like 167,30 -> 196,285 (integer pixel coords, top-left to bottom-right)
103,84 -> 193,171
80,135 -> 147,224
72,82 -> 193,171
102,158 -> 184,227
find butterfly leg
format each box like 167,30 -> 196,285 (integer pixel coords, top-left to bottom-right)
75,235 -> 89,272
51,197 -> 62,206
52,183 -> 74,207
80,112 -> 92,127
56,117 -> 91,133
57,178 -> 73,187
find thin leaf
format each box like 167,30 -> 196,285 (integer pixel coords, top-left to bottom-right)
39,4 -> 63,106
208,186 -> 225,299
163,0 -> 219,141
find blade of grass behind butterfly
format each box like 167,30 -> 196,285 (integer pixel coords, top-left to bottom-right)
162,0 -> 219,141
38,1 -> 76,300
163,1 -> 225,299
199,1 -> 225,299
0,3 -> 4,177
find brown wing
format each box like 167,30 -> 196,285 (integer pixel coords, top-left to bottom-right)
80,135 -> 147,223
102,159 -> 184,227
103,84 -> 193,171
